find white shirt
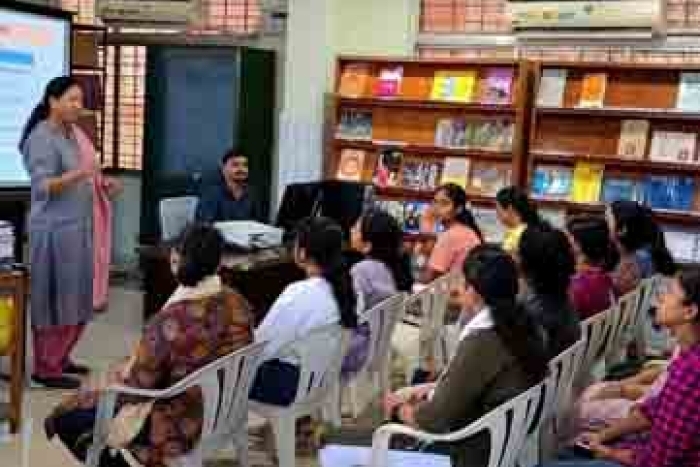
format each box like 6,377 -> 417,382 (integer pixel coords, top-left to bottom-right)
255,276 -> 339,363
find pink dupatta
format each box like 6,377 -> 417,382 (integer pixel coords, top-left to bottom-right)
73,125 -> 113,310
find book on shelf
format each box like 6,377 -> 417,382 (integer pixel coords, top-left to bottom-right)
536,69 -> 567,107
430,70 -> 477,103
441,157 -> 470,189
649,131 -> 699,165
663,229 -> 700,264
472,207 -> 505,244
375,66 -> 403,98
401,160 -> 442,192
434,118 -> 513,151
404,202 -> 440,234
540,208 -> 567,229
375,200 -> 406,225
468,162 -> 511,196
578,73 -> 607,108
338,63 -> 371,98
601,176 -> 640,203
479,68 -> 514,105
373,149 -> 404,188
336,110 -> 373,140
571,162 -> 605,203
617,120 -> 649,159
676,72 -> 700,112
336,149 -> 366,182
643,176 -> 696,211
531,165 -> 573,198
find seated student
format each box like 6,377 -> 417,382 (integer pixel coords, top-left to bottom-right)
420,183 -> 482,284
195,148 -> 263,223
538,267 -> 700,467
251,216 -> 357,406
45,224 -> 254,467
606,200 -> 676,296
342,209 -> 414,379
384,245 -> 549,467
519,224 -> 581,358
496,186 -> 543,255
566,215 -> 617,319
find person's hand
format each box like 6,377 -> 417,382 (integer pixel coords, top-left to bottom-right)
591,445 -> 636,466
384,391 -> 408,418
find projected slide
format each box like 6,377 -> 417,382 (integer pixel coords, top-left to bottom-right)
0,6 -> 69,187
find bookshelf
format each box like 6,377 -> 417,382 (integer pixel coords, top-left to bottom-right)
527,61 -> 700,229
71,24 -> 108,159
328,56 -> 530,240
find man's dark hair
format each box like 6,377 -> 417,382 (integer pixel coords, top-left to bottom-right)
222,148 -> 247,165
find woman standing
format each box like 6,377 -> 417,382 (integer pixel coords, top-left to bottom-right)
20,77 -> 96,389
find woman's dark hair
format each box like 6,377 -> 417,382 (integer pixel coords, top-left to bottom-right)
679,267 -> 700,318
496,186 -> 542,227
610,201 -> 676,276
359,209 -> 413,292
519,224 -> 576,300
463,245 -> 548,381
296,216 -> 358,329
436,183 -> 483,241
174,224 -> 224,287
566,215 -> 617,271
19,76 -> 79,150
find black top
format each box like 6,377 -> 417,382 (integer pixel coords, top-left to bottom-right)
195,181 -> 263,224
520,288 -> 581,359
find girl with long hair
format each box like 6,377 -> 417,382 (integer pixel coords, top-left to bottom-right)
496,185 -> 543,254
251,216 -> 357,406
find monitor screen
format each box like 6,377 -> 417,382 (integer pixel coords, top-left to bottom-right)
0,3 -> 71,187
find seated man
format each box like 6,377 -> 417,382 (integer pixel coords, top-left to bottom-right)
196,148 -> 263,223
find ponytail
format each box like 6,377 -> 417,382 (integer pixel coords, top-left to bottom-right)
19,76 -> 80,150
455,206 -> 484,242
321,258 -> 358,329
496,186 -> 542,228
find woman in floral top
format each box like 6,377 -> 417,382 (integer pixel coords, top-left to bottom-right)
45,224 -> 254,467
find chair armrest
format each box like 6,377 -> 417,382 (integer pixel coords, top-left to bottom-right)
370,423 -> 453,467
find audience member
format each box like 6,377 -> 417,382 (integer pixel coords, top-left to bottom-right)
539,267 -> 700,467
251,216 -> 357,406
566,215 -> 617,319
385,245 -> 548,467
45,224 -> 254,466
420,183 -> 482,284
496,186 -> 543,254
342,209 -> 413,379
519,224 -> 581,357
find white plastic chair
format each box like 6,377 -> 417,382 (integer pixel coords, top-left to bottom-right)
369,381 -> 546,467
86,342 -> 267,467
249,324 -> 348,467
159,196 -> 199,241
343,293 -> 407,418
606,287 -> 643,364
577,307 -> 614,387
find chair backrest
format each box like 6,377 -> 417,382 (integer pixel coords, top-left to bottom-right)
403,284 -> 434,326
578,307 -> 614,384
543,340 -> 585,441
606,287 -> 642,359
178,341 -> 267,452
159,196 -> 199,241
362,293 -> 406,375
277,323 -> 347,409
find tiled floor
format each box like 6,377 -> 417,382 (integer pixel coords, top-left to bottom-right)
0,287 -> 416,467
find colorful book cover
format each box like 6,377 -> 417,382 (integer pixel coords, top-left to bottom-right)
676,72 -> 700,112
601,176 -> 639,203
578,73 -> 607,108
374,66 -> 404,98
643,176 -> 696,211
469,162 -> 512,195
373,149 -> 403,188
571,162 -> 605,203
336,149 -> 366,182
649,131 -> 698,165
434,118 -> 455,147
338,63 -> 371,98
403,202 -> 430,233
440,157 -> 470,189
531,165 -> 573,198
430,70 -> 477,103
469,121 -> 514,151
536,68 -> 568,107
336,110 -> 373,140
401,160 -> 442,191
617,120 -> 649,159
480,68 -> 514,105
472,207 -> 505,243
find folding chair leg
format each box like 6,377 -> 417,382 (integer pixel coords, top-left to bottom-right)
272,416 -> 296,467
235,432 -> 249,467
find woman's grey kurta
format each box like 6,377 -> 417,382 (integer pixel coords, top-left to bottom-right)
22,121 -> 93,327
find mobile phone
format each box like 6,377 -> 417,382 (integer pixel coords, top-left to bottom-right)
572,442 -> 595,458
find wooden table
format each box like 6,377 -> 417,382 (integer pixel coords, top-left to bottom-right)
0,269 -> 28,434
138,244 -> 305,323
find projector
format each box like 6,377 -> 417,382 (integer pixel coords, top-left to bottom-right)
214,221 -> 283,250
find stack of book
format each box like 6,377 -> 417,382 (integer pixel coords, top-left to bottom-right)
0,221 -> 15,268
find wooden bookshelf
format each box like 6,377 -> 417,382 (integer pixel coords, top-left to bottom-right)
327,56 -> 531,239
528,61 -> 700,227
